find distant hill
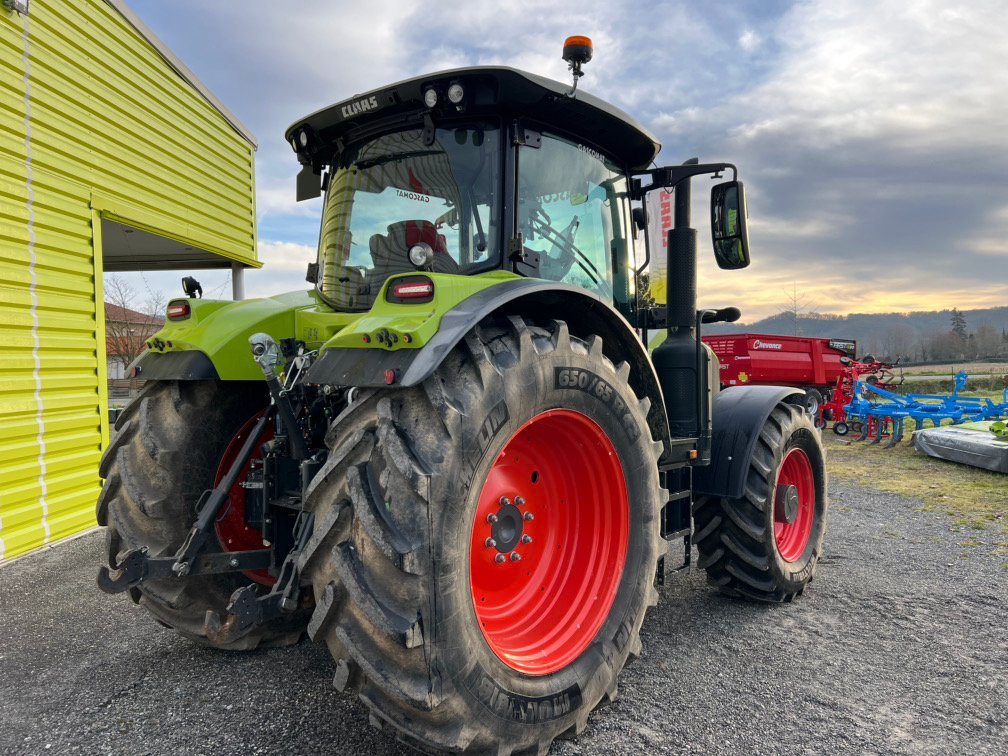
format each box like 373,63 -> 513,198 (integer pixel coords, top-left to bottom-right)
704,306 -> 1008,362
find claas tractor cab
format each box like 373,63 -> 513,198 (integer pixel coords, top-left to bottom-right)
97,38 -> 827,755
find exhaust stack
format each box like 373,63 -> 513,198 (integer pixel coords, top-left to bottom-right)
652,158 -> 703,440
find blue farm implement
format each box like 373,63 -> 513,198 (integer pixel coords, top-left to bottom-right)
843,371 -> 1008,448
817,355 -> 901,435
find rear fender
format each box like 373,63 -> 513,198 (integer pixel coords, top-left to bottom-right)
306,279 -> 672,457
693,385 -> 804,500
129,291 -> 320,381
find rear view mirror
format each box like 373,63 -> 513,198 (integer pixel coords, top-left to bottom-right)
710,180 -> 750,270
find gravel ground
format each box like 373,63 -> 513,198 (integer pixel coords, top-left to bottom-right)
1,480 -> 1005,755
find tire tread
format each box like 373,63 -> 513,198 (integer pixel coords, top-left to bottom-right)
693,403 -> 827,603
303,316 -> 665,753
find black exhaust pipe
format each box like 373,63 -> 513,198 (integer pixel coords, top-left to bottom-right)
667,163 -> 697,331
652,158 -> 703,440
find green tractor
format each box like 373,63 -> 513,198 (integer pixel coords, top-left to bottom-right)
97,38 -> 827,754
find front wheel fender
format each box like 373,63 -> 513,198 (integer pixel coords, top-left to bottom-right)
693,385 -> 805,500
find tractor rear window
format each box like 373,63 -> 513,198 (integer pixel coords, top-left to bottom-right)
317,124 -> 500,311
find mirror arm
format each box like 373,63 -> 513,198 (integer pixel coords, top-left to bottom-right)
631,162 -> 737,199
634,202 -> 651,277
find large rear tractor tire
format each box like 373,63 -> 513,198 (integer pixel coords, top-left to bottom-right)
96,380 -> 309,649
300,316 -> 665,754
693,401 -> 827,602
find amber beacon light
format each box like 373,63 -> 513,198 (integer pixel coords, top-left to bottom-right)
562,35 -> 593,65
562,36 -> 593,95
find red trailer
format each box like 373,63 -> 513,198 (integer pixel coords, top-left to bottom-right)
702,333 -> 857,414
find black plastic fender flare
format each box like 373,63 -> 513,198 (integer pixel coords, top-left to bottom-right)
128,349 -> 220,381
692,385 -> 804,500
306,278 -> 672,455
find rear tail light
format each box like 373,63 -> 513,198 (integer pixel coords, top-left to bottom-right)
166,301 -> 191,320
387,276 -> 435,304
392,282 -> 434,298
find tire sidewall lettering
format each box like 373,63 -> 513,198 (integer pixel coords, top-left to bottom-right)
553,367 -> 641,445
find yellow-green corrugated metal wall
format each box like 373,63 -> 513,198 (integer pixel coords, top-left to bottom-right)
0,1 -> 257,560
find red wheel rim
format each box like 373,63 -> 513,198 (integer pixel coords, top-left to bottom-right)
469,409 -> 629,676
214,411 -> 275,586
773,447 -> 815,563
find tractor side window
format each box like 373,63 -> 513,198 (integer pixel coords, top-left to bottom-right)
519,134 -> 628,302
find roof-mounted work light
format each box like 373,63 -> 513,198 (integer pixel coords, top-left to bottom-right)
447,82 -> 465,104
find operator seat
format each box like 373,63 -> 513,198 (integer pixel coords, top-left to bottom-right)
369,220 -> 460,277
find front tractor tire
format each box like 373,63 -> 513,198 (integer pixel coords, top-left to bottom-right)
300,316 -> 665,754
693,401 -> 827,602
96,380 -> 308,649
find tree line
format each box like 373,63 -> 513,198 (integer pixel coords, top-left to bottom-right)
703,305 -> 1008,365
868,309 -> 1008,363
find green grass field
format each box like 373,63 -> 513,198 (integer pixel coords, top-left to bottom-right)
900,361 -> 1007,376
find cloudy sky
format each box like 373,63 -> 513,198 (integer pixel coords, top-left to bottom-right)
121,0 -> 1007,321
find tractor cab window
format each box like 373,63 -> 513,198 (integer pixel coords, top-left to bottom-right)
518,133 -> 631,306
317,124 -> 500,311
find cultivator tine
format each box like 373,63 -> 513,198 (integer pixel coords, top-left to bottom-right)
885,418 -> 903,448
870,419 -> 885,445
856,421 -> 870,442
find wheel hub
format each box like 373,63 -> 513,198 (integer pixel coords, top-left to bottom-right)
214,411 -> 275,586
775,484 -> 799,524
488,499 -> 526,554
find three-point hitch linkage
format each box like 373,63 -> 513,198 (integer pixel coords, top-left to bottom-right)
98,333 -> 324,644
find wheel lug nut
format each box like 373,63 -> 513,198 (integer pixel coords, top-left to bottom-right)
499,496 -> 510,507
515,496 -> 525,506
510,551 -> 521,562
485,538 -> 496,548
523,512 -> 534,521
521,534 -> 532,544
487,513 -> 498,523
495,554 -> 506,564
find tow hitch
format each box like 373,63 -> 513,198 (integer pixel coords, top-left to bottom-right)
204,511 -> 315,644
